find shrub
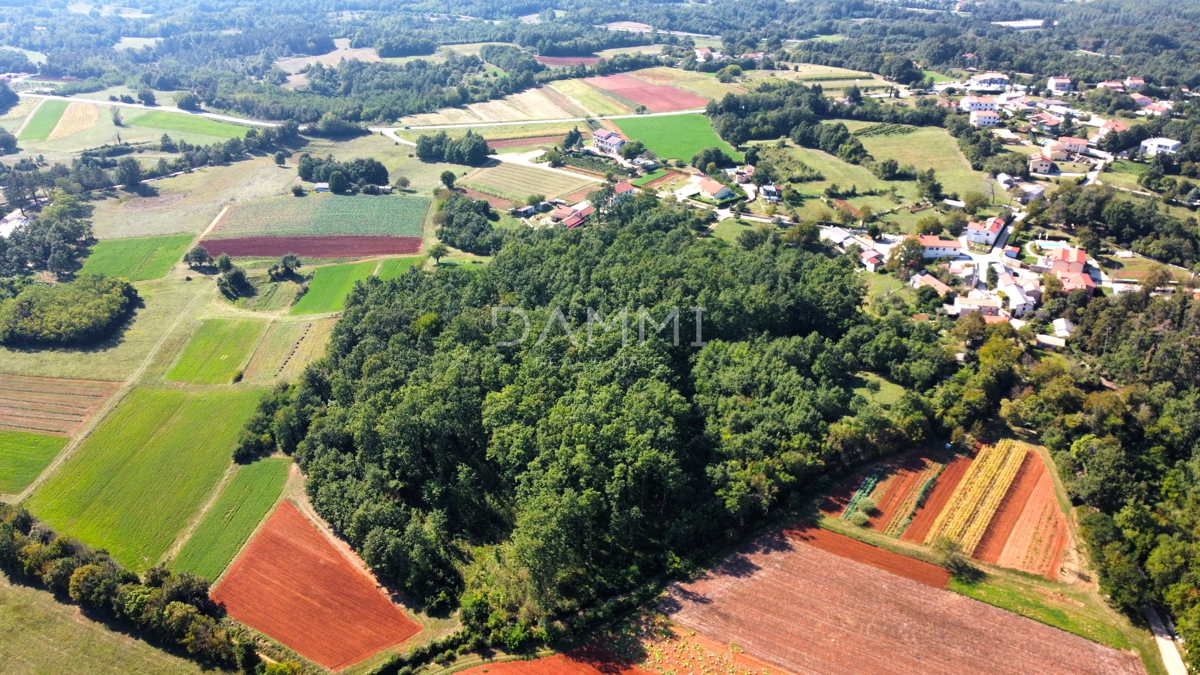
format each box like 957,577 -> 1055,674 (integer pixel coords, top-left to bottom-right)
0,275 -> 136,346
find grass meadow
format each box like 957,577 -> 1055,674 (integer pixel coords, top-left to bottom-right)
28,388 -> 261,570
171,457 -> 290,580
548,79 -> 632,116
209,194 -> 430,239
17,99 -> 68,141
78,234 -> 193,281
464,163 -> 597,200
291,261 -> 376,314
377,255 -> 426,280
0,431 -> 68,494
613,113 -> 742,162
166,319 -> 267,384
852,124 -> 986,198
125,110 -> 249,138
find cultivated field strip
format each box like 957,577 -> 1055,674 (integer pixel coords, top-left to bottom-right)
925,439 -> 1030,554
465,162 -> 599,201
0,375 -> 118,436
667,531 -> 1146,675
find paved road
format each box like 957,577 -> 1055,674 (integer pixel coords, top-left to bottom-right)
17,92 -> 281,128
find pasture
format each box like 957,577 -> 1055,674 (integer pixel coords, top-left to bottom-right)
17,99 -> 68,141
464,162 -> 598,200
291,261 -> 376,314
276,37 -> 380,74
0,431 -> 67,495
853,123 -> 986,198
166,319 -> 267,384
613,113 -> 741,162
79,234 -> 192,281
171,457 -> 290,581
241,318 -> 334,382
209,194 -> 429,239
396,88 -> 577,126
125,110 -> 249,138
47,102 -> 99,140
378,255 -> 426,279
28,387 -> 261,570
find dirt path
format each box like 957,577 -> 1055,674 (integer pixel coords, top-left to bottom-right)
11,97 -> 44,138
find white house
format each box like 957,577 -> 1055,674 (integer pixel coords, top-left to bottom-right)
1097,80 -> 1126,92
1140,137 -> 1181,156
592,129 -> 626,154
698,179 -> 732,200
1124,76 -> 1146,91
917,235 -> 963,258
1017,182 -> 1046,203
959,96 -> 998,112
970,110 -> 1000,127
1029,156 -> 1054,174
996,173 -> 1016,189
861,249 -> 884,273
760,184 -> 782,202
1041,142 -> 1069,161
1145,102 -> 1172,117
1047,76 -> 1073,93
997,282 -> 1036,317
1053,318 -> 1076,338
969,72 -> 1010,89
1130,92 -> 1153,107
966,216 -> 1006,246
1057,136 -> 1088,154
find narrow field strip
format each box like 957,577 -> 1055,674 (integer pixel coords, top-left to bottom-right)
208,194 -> 429,239
0,431 -> 68,495
79,234 -> 193,281
17,99 -> 68,141
291,261 -> 377,315
165,319 -> 268,384
926,440 -> 1030,554
0,374 -> 118,436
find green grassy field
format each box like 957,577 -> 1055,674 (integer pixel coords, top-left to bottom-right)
613,113 -> 742,162
78,234 -> 193,281
28,388 -> 261,570
852,372 -> 906,407
291,261 -> 376,314
378,255 -> 426,279
125,110 -> 248,138
853,124 -> 986,198
166,319 -> 267,384
0,576 -> 208,675
631,169 -> 669,186
209,194 -> 430,238
17,99 -> 68,141
0,431 -> 68,495
171,457 -> 290,581
464,163 -> 598,200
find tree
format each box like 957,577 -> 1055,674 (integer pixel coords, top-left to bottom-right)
429,242 -> 449,264
619,140 -> 646,160
563,127 -> 582,149
115,158 -> 142,188
176,92 -> 201,111
932,536 -> 979,580
328,170 -> 348,194
1141,263 -> 1172,294
440,171 -> 457,189
395,176 -> 411,190
886,237 -> 925,274
110,108 -> 123,127
137,89 -> 156,106
291,185 -> 305,196
962,191 -> 989,215
273,151 -> 286,166
183,246 -> 213,269
916,216 -> 943,235
986,265 -> 999,289
525,194 -> 546,207
216,253 -> 233,273
280,254 -> 301,275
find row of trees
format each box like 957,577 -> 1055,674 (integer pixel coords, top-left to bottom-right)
415,131 -> 490,166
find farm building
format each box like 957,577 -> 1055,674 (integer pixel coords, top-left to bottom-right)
1053,318 -> 1076,338
1140,137 -> 1181,156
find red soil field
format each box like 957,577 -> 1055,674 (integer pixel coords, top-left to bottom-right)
583,74 -> 709,112
560,187 -> 597,203
665,531 -> 1146,675
867,454 -> 936,534
457,649 -> 653,675
201,236 -> 422,258
973,450 -> 1036,564
901,453 -> 973,543
784,524 -> 951,588
0,374 -> 118,435
642,171 -> 685,190
460,187 -> 514,209
212,501 -> 421,671
536,55 -> 601,67
995,459 -> 1069,578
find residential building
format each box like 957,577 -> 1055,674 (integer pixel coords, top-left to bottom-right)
966,216 -> 1006,246
1057,136 -> 1088,154
969,72 -> 1010,89
997,282 -> 1035,317
861,249 -> 884,273
970,110 -> 1000,127
1097,80 -> 1126,92
1145,102 -> 1172,117
1093,119 -> 1128,143
951,296 -> 1003,316
760,184 -> 782,202
1017,182 -> 1045,203
959,96 -> 998,111
949,261 -> 977,287
820,227 -> 855,247
1047,76 -> 1073,93
1029,111 -> 1062,133
912,272 -> 955,297
1130,92 -> 1153,107
1124,76 -> 1146,90
917,235 -> 963,258
613,182 -> 637,200
1053,318 -> 1076,338
1140,137 -> 1181,156
698,179 -> 732,200
1060,272 -> 1096,293
1040,143 -> 1069,161
592,129 -> 626,154
1029,156 -> 1053,174
1047,246 -> 1088,276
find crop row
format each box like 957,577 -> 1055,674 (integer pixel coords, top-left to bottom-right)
852,123 -> 916,138
925,439 -> 1029,553
841,466 -> 885,518
881,463 -> 944,536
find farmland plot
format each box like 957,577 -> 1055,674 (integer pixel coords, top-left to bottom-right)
665,530 -> 1146,675
166,319 -> 267,384
242,319 -> 334,382
613,114 -> 741,162
925,439 -> 1030,554
583,74 -> 708,112
28,388 -> 261,569
0,431 -> 67,494
457,651 -> 654,675
464,163 -> 598,200
291,261 -> 376,314
17,99 -> 68,141
79,234 -> 193,281
47,102 -> 99,140
0,374 -> 118,436
975,450 -> 1070,578
208,194 -> 429,239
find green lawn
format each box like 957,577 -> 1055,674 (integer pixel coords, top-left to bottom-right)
378,255 -> 426,280
0,431 -> 67,494
291,261 -> 376,314
166,319 -> 267,384
78,235 -> 193,281
171,457 -> 290,581
124,110 -> 249,138
852,372 -> 906,407
28,388 -> 261,570
613,113 -> 743,162
17,99 -> 68,141
631,169 -> 669,186
852,124 -> 986,198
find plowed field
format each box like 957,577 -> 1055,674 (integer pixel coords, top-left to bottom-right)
212,501 -> 420,671
458,649 -> 653,675
785,524 -> 950,587
537,55 -> 601,66
664,530 -> 1146,675
201,236 -> 422,258
0,374 -> 118,436
583,74 -> 709,112
977,452 -> 1069,578
901,453 -> 973,543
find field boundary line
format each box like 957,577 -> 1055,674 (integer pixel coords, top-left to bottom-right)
12,97 -> 44,138
210,459 -> 295,586
17,93 -> 280,128
160,461 -> 239,565
369,107 -> 706,134
199,205 -> 231,239
15,279 -> 213,503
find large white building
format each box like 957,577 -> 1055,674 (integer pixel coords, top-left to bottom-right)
959,96 -> 998,112
592,129 -> 626,154
969,110 -> 1000,127
917,235 -> 963,258
1140,137 -> 1182,156
1047,76 -> 1073,93
968,72 -> 1010,90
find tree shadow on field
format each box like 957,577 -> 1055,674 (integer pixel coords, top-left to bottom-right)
123,183 -> 159,198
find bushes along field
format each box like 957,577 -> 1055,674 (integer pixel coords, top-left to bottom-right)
290,261 -> 375,314
0,430 -> 68,494
166,319 -> 267,384
171,457 -> 290,580
27,388 -> 261,569
0,275 -> 136,347
79,235 -> 193,281
209,194 -> 428,239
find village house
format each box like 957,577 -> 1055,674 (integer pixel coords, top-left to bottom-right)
1053,318 -> 1076,338
698,179 -> 732,200
861,249 -> 884,273
1040,142 -> 1069,161
1029,111 -> 1062,133
1047,246 -> 1087,275
1097,80 -> 1126,92
1094,119 -> 1128,143
968,72 -> 1010,89
911,272 -> 955,297
1124,76 -> 1146,91
917,235 -> 964,258
949,296 -> 1004,317
760,184 -> 782,202
1029,156 -> 1054,175
612,182 -> 637,200
1130,92 -> 1153,107
970,110 -> 1000,127
1057,136 -> 1088,154
592,129 -> 626,154
1047,76 -> 1073,93
949,261 -> 977,287
959,95 -> 999,111
997,281 -> 1036,317
1144,102 -> 1172,117
1140,137 -> 1181,156
966,216 -> 1006,247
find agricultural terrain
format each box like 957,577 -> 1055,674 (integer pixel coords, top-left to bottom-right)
165,319 -> 268,385
0,431 -> 68,495
291,260 -> 377,314
242,318 -> 335,382
0,374 -> 118,436
613,113 -> 741,162
79,234 -> 193,281
464,162 -> 598,201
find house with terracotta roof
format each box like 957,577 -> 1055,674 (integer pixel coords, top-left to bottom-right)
911,272 -> 955,297
917,235 -> 963,258
1029,156 -> 1053,174
613,182 -> 636,200
1029,111 -> 1062,133
970,110 -> 1000,127
1094,119 -> 1128,143
1145,102 -> 1172,117
966,216 -> 1006,246
1130,92 -> 1153,107
861,249 -> 884,273
950,296 -> 1003,316
1047,76 -> 1073,93
1057,136 -> 1088,154
1124,76 -> 1146,90
1097,80 -> 1125,92
698,179 -> 732,200
959,96 -> 998,111
1041,142 -> 1069,161
592,129 -> 626,154
1059,271 -> 1095,293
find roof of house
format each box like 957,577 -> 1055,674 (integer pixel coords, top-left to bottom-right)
1131,92 -> 1152,102
914,273 -> 953,295
1049,76 -> 1071,83
1029,112 -> 1062,123
1029,155 -> 1051,165
551,205 -> 575,219
958,297 -> 1003,308
971,71 -> 1008,80
861,249 -> 884,263
575,205 -> 595,218
1146,102 -> 1172,113
1060,271 -> 1095,289
593,129 -> 622,141
698,179 -> 728,195
1058,136 -> 1088,145
1126,76 -> 1146,84
968,216 -> 1006,233
1143,136 -> 1181,145
563,214 -> 584,229
1101,119 -> 1129,131
1048,246 -> 1087,264
613,182 -> 636,194
971,110 -> 1000,117
917,235 -> 963,249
